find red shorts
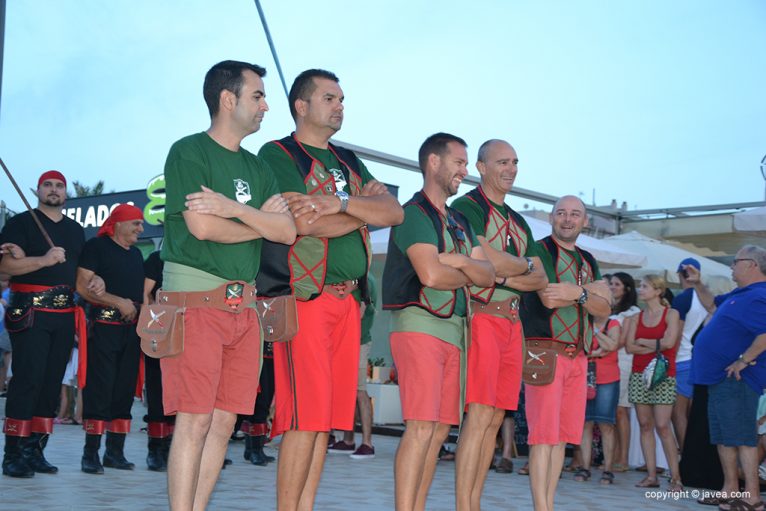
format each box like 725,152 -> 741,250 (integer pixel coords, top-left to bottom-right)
272,292 -> 360,435
390,332 -> 460,425
161,307 -> 261,415
525,353 -> 587,445
465,313 -> 523,410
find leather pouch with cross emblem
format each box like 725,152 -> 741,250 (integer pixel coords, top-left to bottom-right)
137,304 -> 185,359
522,339 -> 558,386
255,295 -> 298,342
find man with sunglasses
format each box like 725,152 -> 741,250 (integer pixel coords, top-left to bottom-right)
689,245 -> 766,511
451,139 -> 547,511
382,132 -> 495,511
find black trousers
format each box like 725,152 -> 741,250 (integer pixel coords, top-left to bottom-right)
144,354 -> 173,423
82,322 -> 140,421
244,357 -> 274,424
5,311 -> 75,420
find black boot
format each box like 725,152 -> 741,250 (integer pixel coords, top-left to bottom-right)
21,433 -> 58,473
146,437 -> 166,472
161,436 -> 172,465
244,434 -> 254,461
257,435 -> 276,463
81,434 -> 104,474
248,435 -> 269,466
103,432 -> 135,470
2,435 -> 34,478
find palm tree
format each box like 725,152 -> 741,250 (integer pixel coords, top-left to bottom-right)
71,180 -> 106,197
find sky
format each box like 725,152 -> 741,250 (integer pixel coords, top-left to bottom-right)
1,0 -> 765,216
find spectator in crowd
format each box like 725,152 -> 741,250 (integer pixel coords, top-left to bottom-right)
691,245 -> 766,511
625,275 -> 682,492
574,313 -> 622,485
670,258 -> 707,452
609,272 -> 640,472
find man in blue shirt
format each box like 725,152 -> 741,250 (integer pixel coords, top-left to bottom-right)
691,245 -> 766,511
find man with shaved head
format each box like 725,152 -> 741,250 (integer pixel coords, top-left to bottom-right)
519,195 -> 611,511
451,139 -> 548,511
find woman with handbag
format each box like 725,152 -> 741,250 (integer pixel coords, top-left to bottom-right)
626,274 -> 682,491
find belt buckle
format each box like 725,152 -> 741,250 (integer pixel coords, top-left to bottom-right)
330,283 -> 348,296
224,281 -> 246,310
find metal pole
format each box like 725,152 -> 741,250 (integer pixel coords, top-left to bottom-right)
0,0 -> 6,120
254,0 -> 289,100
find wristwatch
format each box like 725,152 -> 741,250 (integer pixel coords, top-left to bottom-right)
576,287 -> 589,305
521,256 -> 535,276
335,190 -> 349,213
739,354 -> 757,366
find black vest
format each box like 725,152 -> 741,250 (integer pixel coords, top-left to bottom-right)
382,191 -> 472,318
520,236 -> 598,345
257,134 -> 370,301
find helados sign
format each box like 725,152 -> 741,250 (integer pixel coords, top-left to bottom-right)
62,174 -> 166,239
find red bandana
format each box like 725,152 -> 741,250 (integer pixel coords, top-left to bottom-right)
37,170 -> 67,188
97,204 -> 144,237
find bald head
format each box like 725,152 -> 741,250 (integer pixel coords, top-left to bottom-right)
550,195 -> 588,248
553,195 -> 586,213
477,139 -> 514,163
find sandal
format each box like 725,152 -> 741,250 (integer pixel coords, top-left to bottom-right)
563,463 -> 582,473
718,499 -> 765,511
573,468 -> 591,482
668,479 -> 684,493
517,462 -> 529,476
635,476 -> 660,488
698,496 -> 730,506
612,463 -> 629,472
600,470 -> 615,485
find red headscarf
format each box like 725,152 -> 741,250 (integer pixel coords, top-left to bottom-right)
97,204 -> 144,237
37,170 -> 67,188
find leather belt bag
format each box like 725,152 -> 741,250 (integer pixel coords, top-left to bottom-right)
471,296 -> 520,323
522,339 -> 582,386
255,295 -> 298,343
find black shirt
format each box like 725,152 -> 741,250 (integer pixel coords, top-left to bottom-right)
78,236 -> 144,304
143,251 -> 163,300
0,209 -> 85,287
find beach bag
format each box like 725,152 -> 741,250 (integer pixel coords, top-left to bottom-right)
642,339 -> 668,390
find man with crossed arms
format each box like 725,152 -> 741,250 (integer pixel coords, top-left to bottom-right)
451,139 -> 547,511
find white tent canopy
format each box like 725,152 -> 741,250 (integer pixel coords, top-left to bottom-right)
734,207 -> 766,233
605,231 -> 735,292
371,214 -> 647,268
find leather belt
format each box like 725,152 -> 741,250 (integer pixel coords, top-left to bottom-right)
471,296 -> 520,323
525,338 -> 582,359
322,279 -> 358,299
90,305 -> 139,324
157,281 -> 257,314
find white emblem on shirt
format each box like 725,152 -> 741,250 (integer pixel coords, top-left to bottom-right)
328,168 -> 347,192
233,179 -> 252,203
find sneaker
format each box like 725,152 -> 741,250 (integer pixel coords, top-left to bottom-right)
350,444 -> 375,460
328,441 -> 355,453
327,434 -> 337,449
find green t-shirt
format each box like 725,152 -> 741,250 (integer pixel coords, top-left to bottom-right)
161,132 -> 280,283
258,141 -> 373,283
360,273 -> 377,345
389,202 -> 479,348
452,191 -> 540,298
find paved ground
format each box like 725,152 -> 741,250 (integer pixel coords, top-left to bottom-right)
0,400 -> 738,510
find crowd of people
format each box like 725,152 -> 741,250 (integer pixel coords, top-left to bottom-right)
1,59 -> 765,511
